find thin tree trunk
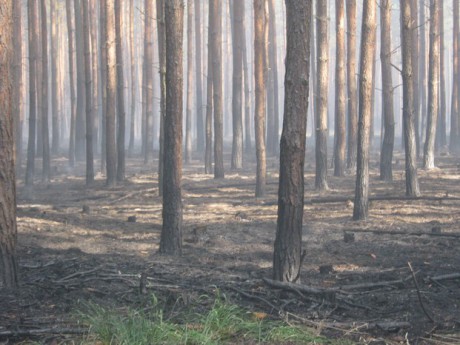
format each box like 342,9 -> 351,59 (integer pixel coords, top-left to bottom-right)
400,0 -> 421,197
423,0 -> 440,169
128,0 -> 135,154
450,0 -> 459,152
205,0 -> 213,174
273,0 -> 312,283
243,18 -> 251,153
0,0 -> 18,289
379,0 -> 395,181
231,0 -> 244,169
26,0 -> 39,186
89,0 -> 99,155
211,0 -> 224,178
353,0 -> 377,220
419,0 -> 427,149
160,0 -> 184,256
185,0 -> 193,164
334,0 -> 346,177
143,0 -> 154,164
410,0 -> 421,156
315,0 -> 329,190
99,0 -> 107,172
157,0 -> 166,195
438,1 -> 447,147
254,0 -> 267,196
195,0 -> 204,153
74,0 -> 86,161
50,0 -> 59,155
40,0 -> 50,182
105,0 -> 116,187
13,0 -> 23,171
346,0 -> 358,170
115,0 -> 125,181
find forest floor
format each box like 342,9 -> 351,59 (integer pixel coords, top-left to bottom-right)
1,148 -> 460,344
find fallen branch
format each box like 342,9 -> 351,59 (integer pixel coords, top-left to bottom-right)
0,327 -> 88,337
108,188 -> 157,205
54,265 -> 104,283
429,273 -> 460,282
339,279 -> 405,291
349,229 -> 460,239
262,278 -> 338,302
408,262 -> 436,323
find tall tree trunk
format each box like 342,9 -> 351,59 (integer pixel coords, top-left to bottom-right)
419,0 -> 427,150
40,0 -> 50,182
143,0 -> 154,164
254,0 -> 267,196
128,0 -> 136,154
211,0 -> 224,178
26,0 -> 39,186
50,0 -> 59,155
0,0 -> 18,289
346,0 -> 358,170
400,0 -> 421,197
13,0 -> 23,171
450,0 -> 459,152
266,0 -> 280,157
160,0 -> 184,256
105,0 -> 117,187
423,0 -> 440,169
243,17 -> 252,153
89,0 -> 99,155
231,1 -> 244,169
334,0 -> 346,177
410,0 -> 421,156
205,1 -> 213,174
185,0 -> 193,164
195,1 -> 204,153
157,0 -> 166,195
74,0 -> 86,161
438,1 -> 447,147
82,0 -> 93,184
273,0 -> 312,283
99,0 -> 107,172
315,0 -> 329,190
115,0 -> 125,181
379,0 -> 395,181
353,0 -> 377,220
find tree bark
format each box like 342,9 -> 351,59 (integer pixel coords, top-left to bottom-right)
346,0 -> 358,170
13,0 -> 23,171
254,0 -> 267,196
423,0 -> 440,169
143,0 -> 154,164
74,0 -> 86,161
231,1 -> 244,169
0,0 -> 18,289
315,0 -> 329,190
379,0 -> 395,181
353,0 -> 377,221
334,0 -> 346,177
210,0 -> 224,178
115,0 -> 125,181
400,0 -> 421,197
273,0 -> 312,283
450,0 -> 459,152
160,0 -> 184,256
185,0 -> 193,164
105,0 -> 117,187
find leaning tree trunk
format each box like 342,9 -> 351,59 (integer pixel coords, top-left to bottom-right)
353,0 -> 377,221
423,0 -> 440,169
379,0 -> 395,181
231,0 -> 244,169
254,0 -> 267,197
115,0 -> 125,181
334,0 -> 346,177
211,0 -> 224,178
346,0 -> 358,170
273,0 -> 312,283
26,0 -> 39,186
105,0 -> 117,187
315,0 -> 329,190
0,0 -> 18,289
400,0 -> 421,196
159,0 -> 184,256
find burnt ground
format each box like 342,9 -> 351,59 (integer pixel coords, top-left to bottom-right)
1,148 -> 460,344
